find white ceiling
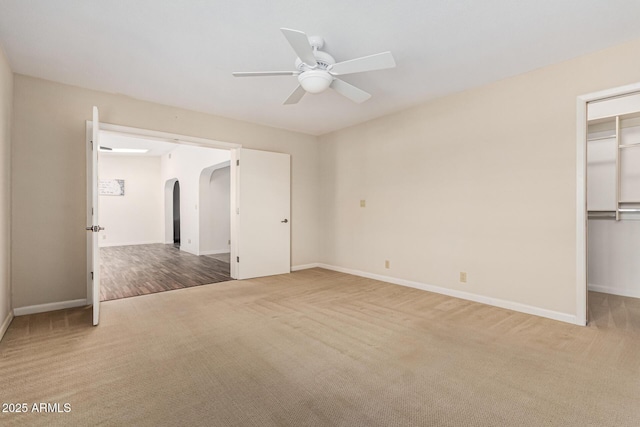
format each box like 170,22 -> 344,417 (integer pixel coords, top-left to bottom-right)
1,1 -> 640,135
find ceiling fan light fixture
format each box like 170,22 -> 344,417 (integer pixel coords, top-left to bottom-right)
232,28 -> 396,104
297,70 -> 333,94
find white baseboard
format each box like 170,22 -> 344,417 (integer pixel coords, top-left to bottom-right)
99,240 -> 163,248
180,246 -> 198,256
200,249 -> 230,256
0,310 -> 13,341
13,299 -> 88,316
589,283 -> 640,299
291,263 -> 320,271
317,264 -> 579,325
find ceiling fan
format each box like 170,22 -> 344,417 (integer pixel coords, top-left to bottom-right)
232,28 -> 396,105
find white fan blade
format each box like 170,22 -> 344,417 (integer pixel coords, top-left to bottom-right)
280,28 -> 317,67
233,71 -> 299,77
330,79 -> 371,103
330,51 -> 396,76
283,85 -> 306,105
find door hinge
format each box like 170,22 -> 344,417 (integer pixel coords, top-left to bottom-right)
91,140 -> 93,150
91,271 -> 94,280
237,256 -> 239,262
92,207 -> 94,215
236,159 -> 239,166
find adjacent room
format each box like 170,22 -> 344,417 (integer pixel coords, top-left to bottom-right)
97,132 -> 233,301
2,1 -> 640,426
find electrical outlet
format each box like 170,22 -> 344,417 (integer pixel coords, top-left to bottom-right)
102,234 -> 106,240
460,272 -> 467,283
385,260 -> 390,269
360,200 -> 366,208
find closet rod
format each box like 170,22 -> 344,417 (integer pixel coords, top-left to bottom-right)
588,213 -> 616,219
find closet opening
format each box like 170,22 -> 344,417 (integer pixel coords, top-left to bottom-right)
585,91 -> 640,327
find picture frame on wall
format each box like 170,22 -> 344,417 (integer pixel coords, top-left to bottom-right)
99,179 -> 125,196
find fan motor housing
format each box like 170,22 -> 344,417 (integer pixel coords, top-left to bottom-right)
295,50 -> 336,71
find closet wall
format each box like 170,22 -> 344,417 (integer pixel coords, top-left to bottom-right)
587,95 -> 640,298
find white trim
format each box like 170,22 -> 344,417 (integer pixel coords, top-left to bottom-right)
13,299 -> 88,316
576,96 -> 588,326
86,121 -> 93,310
179,246 -> 199,256
576,82 -> 640,327
318,264 -> 578,325
99,240 -> 164,248
199,249 -> 230,256
589,283 -> 640,299
0,310 -> 13,341
291,263 -> 320,271
98,123 -> 241,151
230,148 -> 239,280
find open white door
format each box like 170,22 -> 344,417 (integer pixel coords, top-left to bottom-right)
234,148 -> 291,279
86,106 -> 103,325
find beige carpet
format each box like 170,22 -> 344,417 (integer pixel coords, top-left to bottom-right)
1,268 -> 639,426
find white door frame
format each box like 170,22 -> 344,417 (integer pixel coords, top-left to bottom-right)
85,122 -> 242,287
576,81 -> 640,326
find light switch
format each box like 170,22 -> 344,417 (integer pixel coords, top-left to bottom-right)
360,200 -> 366,208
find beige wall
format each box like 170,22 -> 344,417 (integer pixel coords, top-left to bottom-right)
11,75 -> 320,308
0,45 -> 12,333
10,37 -> 640,319
319,38 -> 640,319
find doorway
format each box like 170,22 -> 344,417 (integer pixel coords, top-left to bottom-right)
577,83 -> 640,326
87,117 -> 292,323
173,180 -> 181,247
97,137 -> 234,301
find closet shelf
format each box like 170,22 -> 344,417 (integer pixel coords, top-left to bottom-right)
588,210 -> 640,220
587,135 -> 616,142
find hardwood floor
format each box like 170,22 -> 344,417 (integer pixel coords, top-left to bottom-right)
99,244 -> 232,301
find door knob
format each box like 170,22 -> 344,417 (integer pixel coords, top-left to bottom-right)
281,219 -> 288,223
85,226 -> 105,232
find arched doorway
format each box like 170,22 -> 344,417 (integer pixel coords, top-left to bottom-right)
173,180 -> 181,247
